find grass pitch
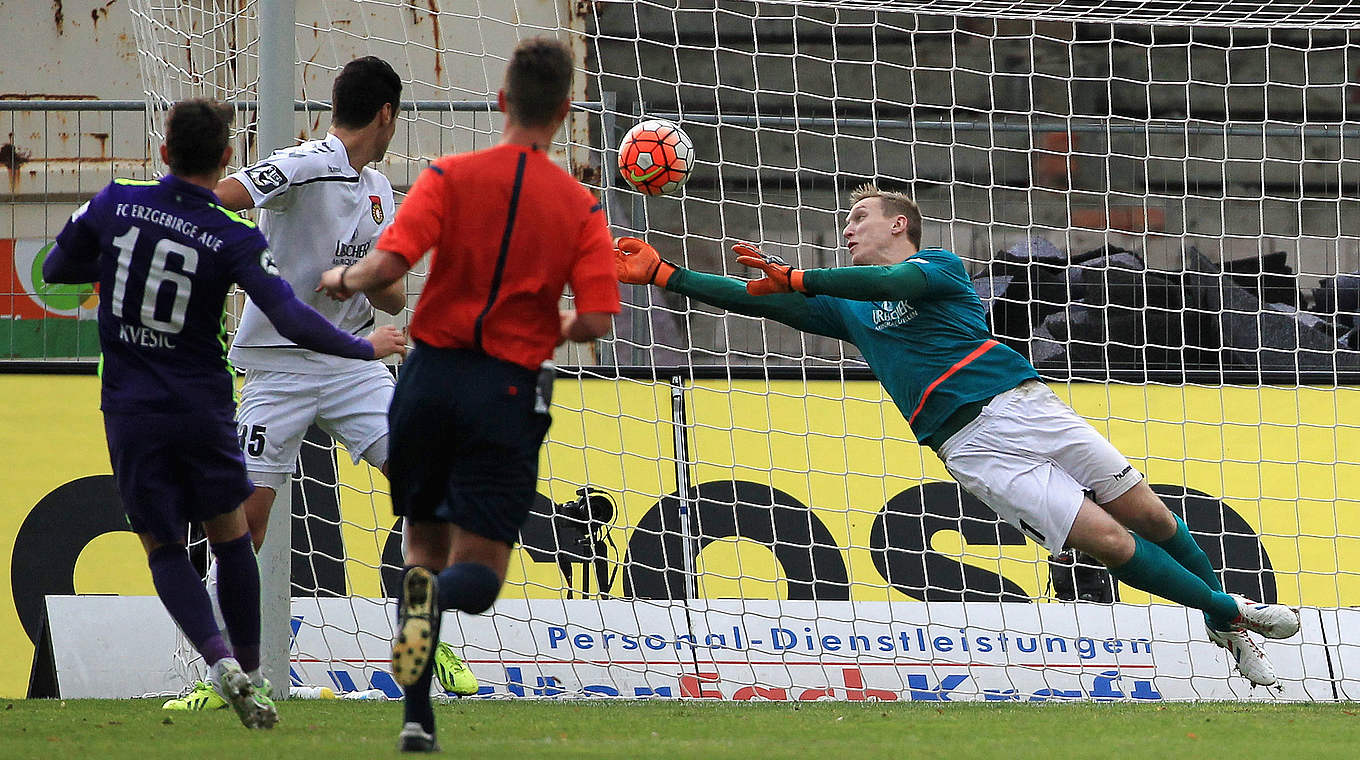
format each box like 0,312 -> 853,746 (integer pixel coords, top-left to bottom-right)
3,698 -> 1358,759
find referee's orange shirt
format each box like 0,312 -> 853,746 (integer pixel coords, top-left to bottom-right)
377,144 -> 621,371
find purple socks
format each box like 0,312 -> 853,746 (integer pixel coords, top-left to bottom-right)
211,534 -> 262,673
148,544 -> 231,665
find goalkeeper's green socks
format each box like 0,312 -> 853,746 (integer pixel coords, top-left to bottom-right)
1108,533 -> 1240,624
1153,514 -> 1230,629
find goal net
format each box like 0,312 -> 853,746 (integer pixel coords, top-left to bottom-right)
128,0 -> 1360,702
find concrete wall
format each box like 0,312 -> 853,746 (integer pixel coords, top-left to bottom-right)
1,0 -> 584,234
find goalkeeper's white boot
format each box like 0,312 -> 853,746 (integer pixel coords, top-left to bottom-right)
1227,594 -> 1301,639
1207,627 -> 1277,687
392,567 -> 438,687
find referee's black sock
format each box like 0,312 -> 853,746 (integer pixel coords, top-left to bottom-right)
402,650 -> 438,735
436,562 -> 501,614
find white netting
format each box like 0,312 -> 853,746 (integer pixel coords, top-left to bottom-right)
130,0 -> 1360,702
719,1 -> 1360,28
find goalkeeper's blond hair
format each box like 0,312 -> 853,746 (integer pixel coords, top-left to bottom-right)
849,183 -> 922,250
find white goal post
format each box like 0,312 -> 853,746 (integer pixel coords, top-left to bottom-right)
126,0 -> 1360,702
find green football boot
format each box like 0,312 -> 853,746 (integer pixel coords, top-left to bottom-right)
433,642 -> 479,696
162,680 -> 227,711
243,680 -> 279,729
214,661 -> 279,730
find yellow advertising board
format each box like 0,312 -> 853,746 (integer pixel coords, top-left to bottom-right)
2,376 -> 149,698
5,374 -> 1360,698
510,379 -> 1360,609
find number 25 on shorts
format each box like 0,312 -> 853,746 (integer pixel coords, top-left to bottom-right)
237,424 -> 267,457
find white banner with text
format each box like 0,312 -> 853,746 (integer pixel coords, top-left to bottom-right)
47,596 -> 1359,701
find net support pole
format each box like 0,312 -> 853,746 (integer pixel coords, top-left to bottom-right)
256,0 -> 295,700
670,377 -> 697,600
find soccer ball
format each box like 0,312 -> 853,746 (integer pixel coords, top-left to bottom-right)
617,119 -> 693,195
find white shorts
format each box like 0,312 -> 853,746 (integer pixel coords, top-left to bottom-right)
235,364 -> 396,484
936,380 -> 1144,555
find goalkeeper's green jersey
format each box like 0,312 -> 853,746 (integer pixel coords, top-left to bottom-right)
666,247 -> 1038,444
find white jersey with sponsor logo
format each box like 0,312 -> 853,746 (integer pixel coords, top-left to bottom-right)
227,133 -> 395,373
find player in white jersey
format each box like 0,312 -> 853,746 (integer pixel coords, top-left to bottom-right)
221,59 -> 404,510
161,58 -> 475,713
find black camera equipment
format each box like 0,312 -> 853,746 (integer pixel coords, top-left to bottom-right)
552,486 -> 619,598
1048,549 -> 1116,603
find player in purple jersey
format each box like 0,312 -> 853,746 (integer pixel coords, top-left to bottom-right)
43,99 -> 406,729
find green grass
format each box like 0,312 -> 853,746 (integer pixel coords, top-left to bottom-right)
3,699 -> 1358,759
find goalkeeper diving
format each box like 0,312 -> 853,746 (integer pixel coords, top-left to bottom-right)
615,183 -> 1300,688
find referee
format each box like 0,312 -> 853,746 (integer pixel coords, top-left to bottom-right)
319,37 -> 619,752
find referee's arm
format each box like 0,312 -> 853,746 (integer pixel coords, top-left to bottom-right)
318,248 -> 409,301
559,311 -> 613,345
368,278 -> 408,315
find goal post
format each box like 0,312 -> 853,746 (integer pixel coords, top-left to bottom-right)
254,0 -> 297,701
127,0 -> 1360,702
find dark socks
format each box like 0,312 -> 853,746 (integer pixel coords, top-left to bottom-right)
400,565 -> 440,735
403,648 -> 438,733
400,563 -> 501,734
148,544 -> 231,665
437,562 -> 502,615
1108,534 -> 1239,622
211,533 -> 262,673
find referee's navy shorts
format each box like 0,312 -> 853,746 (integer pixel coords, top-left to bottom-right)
387,342 -> 553,545
104,410 -> 255,545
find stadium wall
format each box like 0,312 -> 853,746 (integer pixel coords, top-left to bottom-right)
4,373 -> 1358,698
11,5 -> 1360,369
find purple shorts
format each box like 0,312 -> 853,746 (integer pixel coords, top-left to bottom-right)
104,411 -> 255,545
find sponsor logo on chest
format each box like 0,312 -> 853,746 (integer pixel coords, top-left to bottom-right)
328,190 -> 384,265
334,238 -> 374,266
872,300 -> 918,329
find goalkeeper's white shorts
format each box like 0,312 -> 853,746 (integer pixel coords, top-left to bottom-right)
936,379 -> 1144,555
235,363 -> 395,487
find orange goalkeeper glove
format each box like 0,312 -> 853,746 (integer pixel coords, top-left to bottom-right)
614,236 -> 676,288
733,243 -> 806,295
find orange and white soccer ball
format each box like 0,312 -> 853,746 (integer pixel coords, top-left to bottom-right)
617,119 -> 693,195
